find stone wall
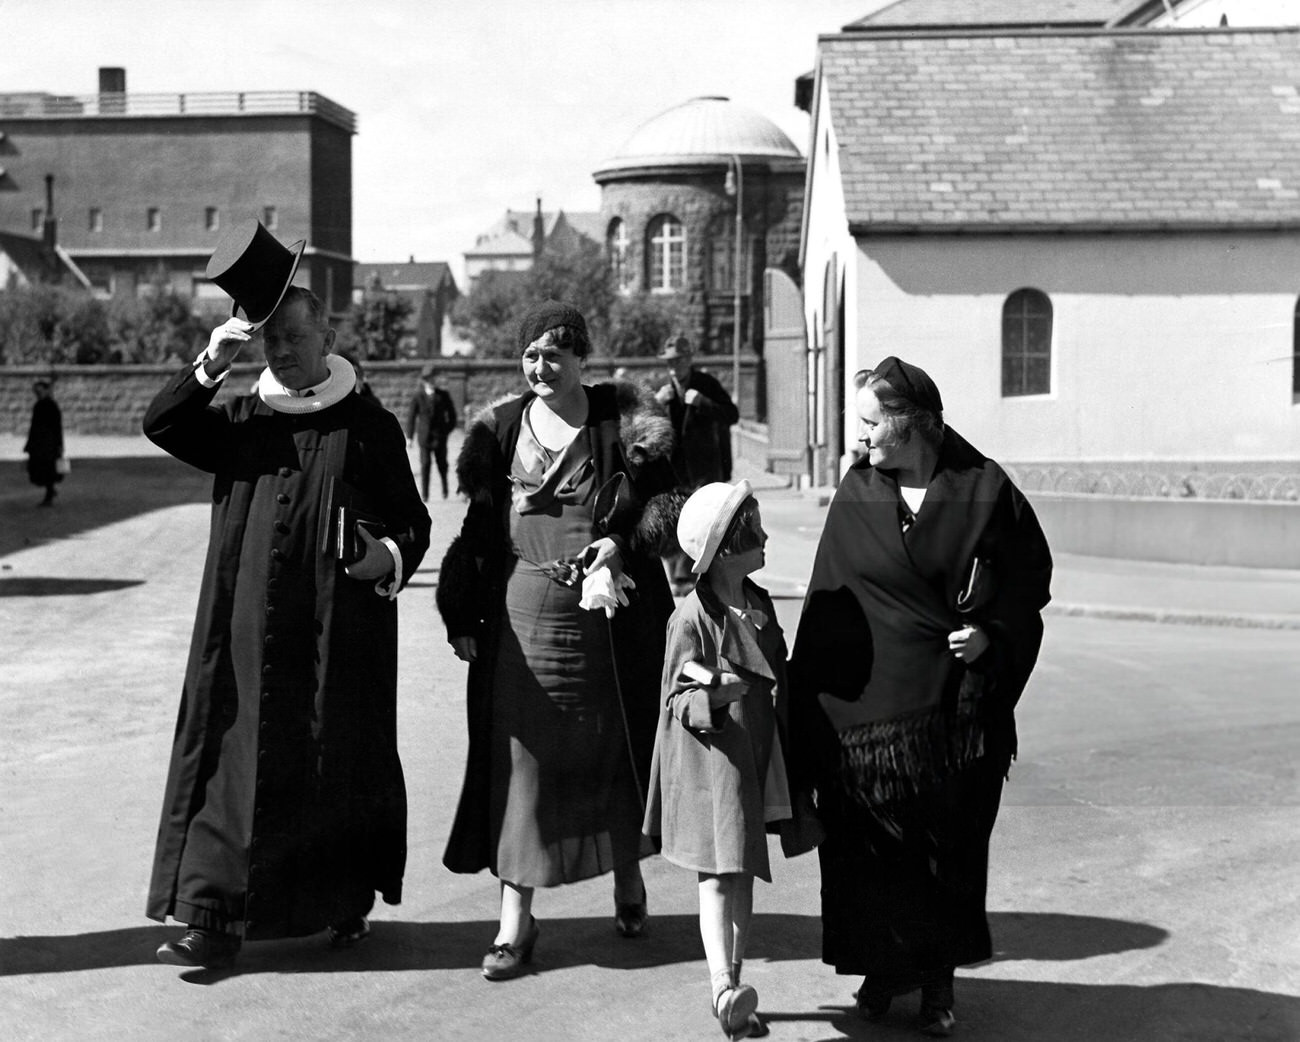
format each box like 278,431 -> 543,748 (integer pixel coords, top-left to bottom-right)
0,355 -> 760,435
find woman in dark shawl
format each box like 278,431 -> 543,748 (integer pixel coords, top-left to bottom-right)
788,357 -> 1052,1037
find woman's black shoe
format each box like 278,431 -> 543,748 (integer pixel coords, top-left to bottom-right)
327,915 -> 371,948
917,1004 -> 956,1037
614,885 -> 648,938
481,917 -> 539,980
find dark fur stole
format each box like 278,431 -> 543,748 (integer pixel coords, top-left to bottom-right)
454,382 -> 673,503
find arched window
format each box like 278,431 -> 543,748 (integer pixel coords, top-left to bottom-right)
646,214 -> 685,293
606,218 -> 631,293
1002,288 -> 1052,397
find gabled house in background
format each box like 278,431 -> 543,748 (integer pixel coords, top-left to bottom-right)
353,258 -> 459,357
795,13 -> 1300,486
462,204 -> 601,287
0,229 -> 90,291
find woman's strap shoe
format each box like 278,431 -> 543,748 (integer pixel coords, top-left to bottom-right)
481,917 -> 539,981
155,928 -> 240,969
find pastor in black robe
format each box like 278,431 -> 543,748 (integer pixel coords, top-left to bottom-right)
143,359 -> 430,940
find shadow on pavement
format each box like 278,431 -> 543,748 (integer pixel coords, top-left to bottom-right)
985,910 -> 1166,962
0,910 -> 1166,979
0,456 -> 211,559
766,979 -> 1299,1042
0,577 -> 145,596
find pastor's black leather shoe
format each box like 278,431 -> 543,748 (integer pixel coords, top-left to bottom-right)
156,928 -> 240,968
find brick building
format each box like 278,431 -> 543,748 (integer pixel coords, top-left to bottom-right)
0,67 -> 355,317
592,96 -> 805,361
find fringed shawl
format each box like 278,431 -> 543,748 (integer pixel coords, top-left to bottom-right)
789,426 -> 1052,805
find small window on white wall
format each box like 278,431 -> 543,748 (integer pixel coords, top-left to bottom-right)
1002,288 -> 1052,397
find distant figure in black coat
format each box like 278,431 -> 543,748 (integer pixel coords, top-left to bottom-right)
654,335 -> 739,488
655,335 -> 740,594
24,380 -> 63,507
406,363 -> 458,500
339,349 -> 382,406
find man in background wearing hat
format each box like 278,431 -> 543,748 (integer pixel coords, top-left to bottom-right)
406,363 -> 458,500
655,334 -> 739,489
655,334 -> 740,594
142,220 -> 431,969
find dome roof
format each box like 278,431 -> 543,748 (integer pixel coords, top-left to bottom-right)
594,96 -> 802,177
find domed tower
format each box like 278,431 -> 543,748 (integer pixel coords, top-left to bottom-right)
593,96 -> 805,373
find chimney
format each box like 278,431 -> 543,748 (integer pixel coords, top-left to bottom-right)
99,67 -> 126,114
43,174 -> 57,249
532,197 -> 544,262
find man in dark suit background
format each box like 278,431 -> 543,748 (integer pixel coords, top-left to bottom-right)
655,334 -> 739,489
654,334 -> 741,594
406,363 -> 458,500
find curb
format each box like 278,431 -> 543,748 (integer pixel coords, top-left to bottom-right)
1045,603 -> 1300,630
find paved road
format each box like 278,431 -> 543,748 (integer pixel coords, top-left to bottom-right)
1,456 -> 1297,1041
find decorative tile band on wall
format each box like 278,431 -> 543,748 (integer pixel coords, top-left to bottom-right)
1007,463 -> 1300,503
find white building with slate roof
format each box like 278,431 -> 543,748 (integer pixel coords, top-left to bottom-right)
799,12 -> 1300,479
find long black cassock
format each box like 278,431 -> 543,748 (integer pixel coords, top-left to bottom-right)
143,366 -> 430,940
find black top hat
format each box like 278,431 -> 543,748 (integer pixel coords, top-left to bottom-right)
205,219 -> 305,330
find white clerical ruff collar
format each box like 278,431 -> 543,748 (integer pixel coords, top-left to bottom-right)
257,354 -> 356,414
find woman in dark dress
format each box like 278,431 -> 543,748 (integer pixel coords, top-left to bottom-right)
436,301 -> 676,981
24,380 -> 64,506
788,357 -> 1052,1037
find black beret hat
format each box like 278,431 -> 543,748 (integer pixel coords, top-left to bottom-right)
871,355 -> 943,415
517,300 -> 588,353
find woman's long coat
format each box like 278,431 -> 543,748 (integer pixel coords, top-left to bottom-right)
436,382 -> 676,875
143,366 -> 430,939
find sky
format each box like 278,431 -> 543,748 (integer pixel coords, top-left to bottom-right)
2,0 -> 883,283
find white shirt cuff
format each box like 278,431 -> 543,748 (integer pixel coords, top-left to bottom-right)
374,536 -> 404,600
193,347 -> 230,387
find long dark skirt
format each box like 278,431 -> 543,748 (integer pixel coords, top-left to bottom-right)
819,754 -> 1007,990
489,563 -> 650,888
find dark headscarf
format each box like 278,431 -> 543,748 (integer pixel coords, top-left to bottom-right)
517,300 -> 589,353
871,355 -> 944,415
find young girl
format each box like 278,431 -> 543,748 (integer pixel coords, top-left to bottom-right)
642,480 -> 794,1041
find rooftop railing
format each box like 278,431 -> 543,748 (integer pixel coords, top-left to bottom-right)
0,91 -> 357,132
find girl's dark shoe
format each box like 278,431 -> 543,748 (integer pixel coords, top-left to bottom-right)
614,885 -> 648,938
481,917 -> 539,981
155,927 -> 240,968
